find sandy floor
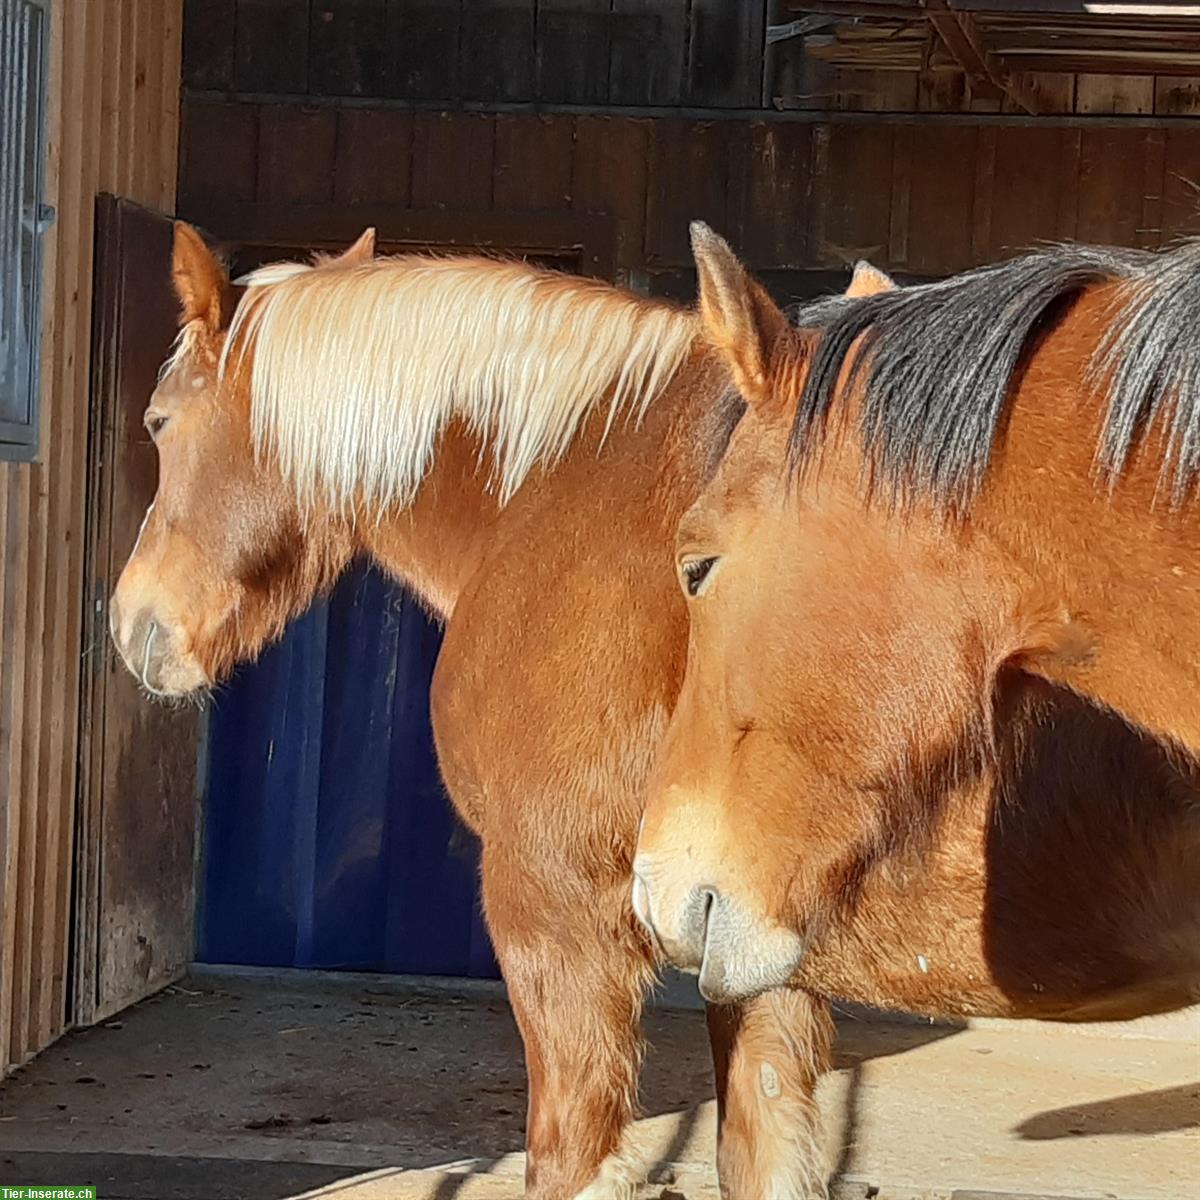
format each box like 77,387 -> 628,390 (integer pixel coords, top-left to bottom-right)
0,970 -> 1195,1199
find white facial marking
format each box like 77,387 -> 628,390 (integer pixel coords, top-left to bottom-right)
140,620 -> 161,695
759,1061 -> 781,1099
917,954 -> 929,973
131,501 -> 156,556
191,375 -> 205,390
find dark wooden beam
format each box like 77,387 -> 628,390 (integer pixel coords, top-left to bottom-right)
926,0 -> 1040,113
782,1 -> 1200,15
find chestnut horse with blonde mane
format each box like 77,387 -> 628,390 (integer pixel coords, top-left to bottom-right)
112,223 -> 841,1200
116,225 -> 1200,1198
634,226 -> 1200,1001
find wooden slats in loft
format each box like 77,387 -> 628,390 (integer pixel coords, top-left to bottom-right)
776,2 -> 1200,113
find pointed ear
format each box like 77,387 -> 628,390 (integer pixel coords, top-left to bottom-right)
691,222 -> 787,404
846,261 -> 896,298
340,227 -> 376,264
315,227 -> 377,268
172,222 -> 232,332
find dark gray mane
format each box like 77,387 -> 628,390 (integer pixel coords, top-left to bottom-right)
788,240 -> 1200,509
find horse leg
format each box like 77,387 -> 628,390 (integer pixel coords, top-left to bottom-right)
706,988 -> 833,1200
482,846 -> 654,1200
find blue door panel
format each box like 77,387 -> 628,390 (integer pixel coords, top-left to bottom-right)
198,561 -> 497,978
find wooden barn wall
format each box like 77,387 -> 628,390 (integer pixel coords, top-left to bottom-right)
178,99 -> 1200,286
183,0 -> 767,108
180,1 -> 1200,119
0,0 -> 183,1076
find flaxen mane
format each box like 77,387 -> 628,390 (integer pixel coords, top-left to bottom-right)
220,254 -> 696,510
787,240 -> 1200,508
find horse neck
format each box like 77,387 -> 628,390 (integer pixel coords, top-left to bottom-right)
352,348 -> 723,621
354,423 -> 506,618
976,313 -> 1200,755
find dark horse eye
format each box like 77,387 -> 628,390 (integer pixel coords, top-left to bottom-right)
146,414 -> 168,438
681,556 -> 719,597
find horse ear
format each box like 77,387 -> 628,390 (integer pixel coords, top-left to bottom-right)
339,227 -> 376,264
691,221 -> 787,405
846,261 -> 895,298
172,222 -> 232,333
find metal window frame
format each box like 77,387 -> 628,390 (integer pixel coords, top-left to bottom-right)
0,0 -> 52,462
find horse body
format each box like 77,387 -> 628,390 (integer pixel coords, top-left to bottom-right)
111,226 -> 837,1200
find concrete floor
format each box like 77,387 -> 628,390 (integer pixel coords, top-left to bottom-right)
0,970 -> 1195,1200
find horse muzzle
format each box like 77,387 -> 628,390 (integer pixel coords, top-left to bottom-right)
631,857 -> 807,1003
109,596 -> 209,697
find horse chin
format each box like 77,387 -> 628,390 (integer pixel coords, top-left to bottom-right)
140,657 -> 211,701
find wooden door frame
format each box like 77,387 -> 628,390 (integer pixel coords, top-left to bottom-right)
179,203 -> 622,282
75,195 -> 203,1027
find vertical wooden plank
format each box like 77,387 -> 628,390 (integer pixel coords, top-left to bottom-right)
610,0 -> 685,107
98,0 -> 123,192
738,122 -> 813,270
23,0 -> 66,1057
1140,129 -> 1167,250
91,201 -> 200,1021
183,0 -> 236,90
119,0 -> 143,195
686,0 -> 765,109
571,116 -> 649,278
1075,74 -> 1155,115
986,126 -> 1073,258
887,126 -> 913,268
0,468 -> 10,1067
536,0 -> 610,105
179,100 -> 260,205
309,0 -> 387,97
1055,127 -> 1082,243
235,0 -> 311,94
812,123 -> 893,267
1000,71 -> 1074,115
386,0 -> 461,101
1155,76 -> 1200,116
258,106 -> 338,204
335,108 -> 412,207
134,0 -> 164,203
493,116 -> 574,210
646,120 -> 741,266
1161,128 -> 1200,242
0,467 -> 32,1068
900,125 -> 976,275
459,1 -> 535,103
158,0 -> 184,213
1075,129 -> 1156,247
411,113 -> 496,210
970,126 -> 996,265
68,0 -> 116,1042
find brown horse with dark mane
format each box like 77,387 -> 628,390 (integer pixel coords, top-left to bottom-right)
630,228 -> 1200,1189
634,225 -> 1200,1002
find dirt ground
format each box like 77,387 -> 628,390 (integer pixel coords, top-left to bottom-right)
0,969 -> 1195,1199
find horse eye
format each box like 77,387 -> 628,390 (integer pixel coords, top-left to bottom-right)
145,414 -> 168,438
681,556 -> 719,598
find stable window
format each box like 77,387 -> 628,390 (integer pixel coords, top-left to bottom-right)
0,0 -> 51,461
